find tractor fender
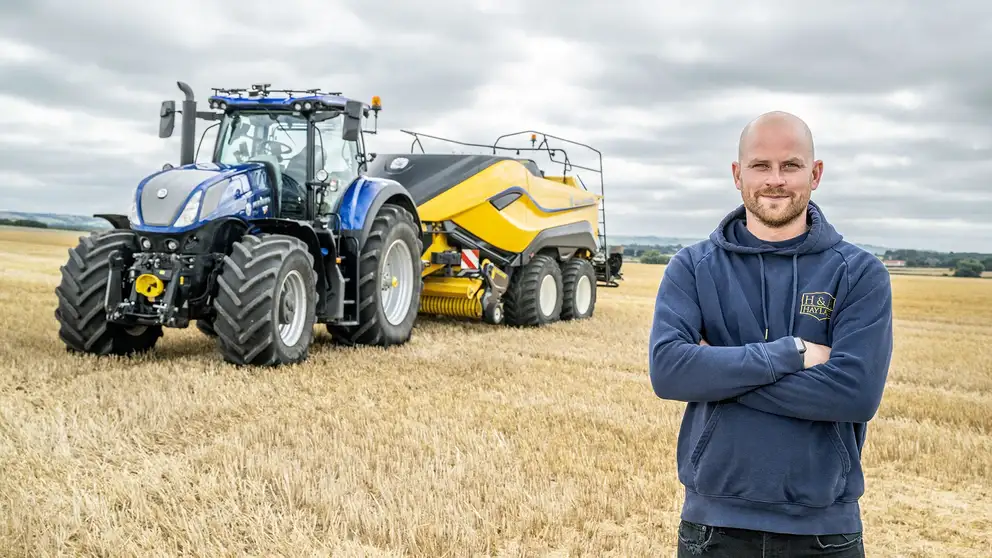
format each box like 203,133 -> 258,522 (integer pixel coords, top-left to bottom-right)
245,218 -> 334,317
336,176 -> 421,247
94,213 -> 131,230
247,218 -> 325,265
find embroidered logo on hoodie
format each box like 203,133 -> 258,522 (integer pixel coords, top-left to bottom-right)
799,292 -> 835,321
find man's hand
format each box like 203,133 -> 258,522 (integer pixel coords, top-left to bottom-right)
803,340 -> 831,369
701,337 -> 829,369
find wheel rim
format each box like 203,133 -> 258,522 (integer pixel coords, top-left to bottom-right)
575,275 -> 592,315
380,238 -> 415,326
539,274 -> 557,317
277,269 -> 307,346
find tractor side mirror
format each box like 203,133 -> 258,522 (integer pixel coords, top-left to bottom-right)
342,99 -> 362,141
159,100 -> 176,138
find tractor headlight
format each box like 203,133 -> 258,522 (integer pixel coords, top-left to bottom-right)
172,190 -> 202,228
128,199 -> 141,226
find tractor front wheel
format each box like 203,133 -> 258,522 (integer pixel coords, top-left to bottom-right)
212,233 -> 317,366
196,319 -> 217,337
327,204 -> 423,346
54,230 -> 163,356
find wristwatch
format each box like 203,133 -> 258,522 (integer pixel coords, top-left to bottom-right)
793,336 -> 807,354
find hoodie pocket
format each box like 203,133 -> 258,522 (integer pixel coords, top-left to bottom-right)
689,403 -> 852,508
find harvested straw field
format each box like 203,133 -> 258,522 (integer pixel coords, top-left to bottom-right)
1,226 -> 989,557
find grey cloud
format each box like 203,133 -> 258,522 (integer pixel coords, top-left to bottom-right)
0,143 -> 160,214
0,0 -> 503,127
1,0 -> 990,253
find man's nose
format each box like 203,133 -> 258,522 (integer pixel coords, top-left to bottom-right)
765,169 -> 786,185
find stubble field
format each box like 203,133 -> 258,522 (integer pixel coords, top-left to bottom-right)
0,226 -> 990,557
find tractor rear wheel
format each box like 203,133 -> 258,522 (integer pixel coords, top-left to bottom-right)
560,257 -> 597,320
327,204 -> 423,346
212,233 -> 317,366
54,230 -> 163,356
502,253 -> 563,326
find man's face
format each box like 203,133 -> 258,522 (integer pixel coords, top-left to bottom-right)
732,121 -> 823,228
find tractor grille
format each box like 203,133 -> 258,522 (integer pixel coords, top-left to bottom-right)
140,170 -> 217,226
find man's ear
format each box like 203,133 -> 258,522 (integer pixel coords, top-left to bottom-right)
732,161 -> 742,191
810,159 -> 824,191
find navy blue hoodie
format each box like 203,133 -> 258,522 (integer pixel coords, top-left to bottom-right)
649,201 -> 893,535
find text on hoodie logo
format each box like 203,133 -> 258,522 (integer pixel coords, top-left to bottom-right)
799,292 -> 835,321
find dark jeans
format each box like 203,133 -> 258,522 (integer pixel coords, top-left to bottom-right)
677,520 -> 865,557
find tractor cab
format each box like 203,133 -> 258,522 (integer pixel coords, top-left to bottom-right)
160,83 -> 381,222
205,86 -> 379,220
210,109 -> 360,218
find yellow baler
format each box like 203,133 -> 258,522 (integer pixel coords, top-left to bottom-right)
364,130 -> 622,326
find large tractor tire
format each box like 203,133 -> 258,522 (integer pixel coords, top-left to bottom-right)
560,257 -> 597,320
327,204 -> 423,346
212,233 -> 317,366
196,319 -> 217,337
54,230 -> 163,356
502,253 -> 563,326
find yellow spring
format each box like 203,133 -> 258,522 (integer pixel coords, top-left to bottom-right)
419,295 -> 482,319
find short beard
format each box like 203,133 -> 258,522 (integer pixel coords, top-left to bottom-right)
742,188 -> 809,228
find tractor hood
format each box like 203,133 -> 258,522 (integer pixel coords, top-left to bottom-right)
130,162 -> 270,231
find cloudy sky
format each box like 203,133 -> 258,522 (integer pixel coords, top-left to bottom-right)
1,0 -> 990,253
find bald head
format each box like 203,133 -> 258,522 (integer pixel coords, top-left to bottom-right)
737,111 -> 815,163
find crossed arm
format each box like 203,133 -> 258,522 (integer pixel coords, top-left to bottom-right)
648,251 -> 893,423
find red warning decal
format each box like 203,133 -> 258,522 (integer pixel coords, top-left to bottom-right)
461,249 -> 480,270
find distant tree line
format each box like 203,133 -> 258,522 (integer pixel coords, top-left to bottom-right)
0,218 -> 48,228
639,250 -> 671,264
621,244 -> 991,275
951,259 -> 986,278
882,249 -> 990,278
882,248 -> 992,271
0,218 -> 101,232
623,244 -> 684,258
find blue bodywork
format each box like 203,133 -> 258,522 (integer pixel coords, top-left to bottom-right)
129,162 -> 275,234
127,161 -> 407,239
337,176 -> 395,231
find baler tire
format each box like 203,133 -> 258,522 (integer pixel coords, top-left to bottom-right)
326,204 -> 423,347
560,257 -> 597,320
502,253 -> 563,327
54,230 -> 163,356
212,233 -> 317,366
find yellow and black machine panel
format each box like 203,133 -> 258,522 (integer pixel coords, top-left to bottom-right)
364,130 -> 623,327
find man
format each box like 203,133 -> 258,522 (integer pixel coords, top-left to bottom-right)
649,111 -> 893,557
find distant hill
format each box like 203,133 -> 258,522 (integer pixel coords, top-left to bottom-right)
0,211 -> 111,232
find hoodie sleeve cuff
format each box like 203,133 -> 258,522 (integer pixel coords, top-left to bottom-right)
761,336 -> 806,380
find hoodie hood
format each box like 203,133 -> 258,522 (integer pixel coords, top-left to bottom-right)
709,200 -> 842,255
708,200 -> 844,340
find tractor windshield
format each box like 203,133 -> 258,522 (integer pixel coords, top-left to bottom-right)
215,110 -> 360,190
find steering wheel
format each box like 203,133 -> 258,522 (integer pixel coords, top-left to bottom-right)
258,140 -> 293,160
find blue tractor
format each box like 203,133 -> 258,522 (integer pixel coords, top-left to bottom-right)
54,82 -> 424,366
